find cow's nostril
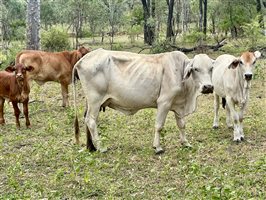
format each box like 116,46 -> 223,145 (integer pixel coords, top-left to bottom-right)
244,74 -> 252,80
202,84 -> 213,94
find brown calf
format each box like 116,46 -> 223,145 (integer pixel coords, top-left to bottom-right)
0,64 -> 33,128
15,46 -> 90,107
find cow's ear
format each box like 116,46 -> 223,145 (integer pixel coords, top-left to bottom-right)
254,51 -> 261,59
79,46 -> 90,56
26,65 -> 34,72
183,59 -> 193,80
229,59 -> 240,69
5,65 -> 16,72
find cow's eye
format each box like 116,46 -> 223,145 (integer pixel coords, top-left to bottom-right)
194,68 -> 199,72
239,60 -> 244,65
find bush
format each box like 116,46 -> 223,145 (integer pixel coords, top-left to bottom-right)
41,27 -> 70,51
150,40 -> 173,54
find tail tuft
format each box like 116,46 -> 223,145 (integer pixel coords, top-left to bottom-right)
222,98 -> 226,109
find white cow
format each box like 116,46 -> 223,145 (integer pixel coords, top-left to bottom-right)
212,51 -> 261,141
73,49 -> 214,153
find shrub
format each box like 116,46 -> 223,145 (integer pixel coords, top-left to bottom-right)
41,27 -> 70,51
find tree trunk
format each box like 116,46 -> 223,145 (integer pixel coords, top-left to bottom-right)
26,0 -> 40,50
256,0 -> 264,28
181,0 -> 189,33
0,0 -> 3,50
141,0 -> 155,45
203,0 -> 207,35
199,0 -> 203,32
166,0 -> 175,40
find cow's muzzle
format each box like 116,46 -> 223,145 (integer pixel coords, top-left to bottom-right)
202,84 -> 213,94
16,74 -> 24,81
244,73 -> 252,81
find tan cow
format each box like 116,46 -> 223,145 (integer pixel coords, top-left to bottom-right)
212,51 -> 261,142
15,46 -> 90,107
73,49 -> 214,153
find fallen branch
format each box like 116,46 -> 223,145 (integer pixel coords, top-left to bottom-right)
170,38 -> 227,52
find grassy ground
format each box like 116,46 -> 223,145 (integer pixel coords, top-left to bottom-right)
0,50 -> 265,199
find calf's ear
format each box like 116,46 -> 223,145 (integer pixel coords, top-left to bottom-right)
5,65 -> 16,72
26,65 -> 34,72
254,51 -> 261,59
183,59 -> 193,80
229,58 -> 240,69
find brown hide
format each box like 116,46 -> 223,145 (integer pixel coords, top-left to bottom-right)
15,46 -> 90,107
0,64 -> 33,127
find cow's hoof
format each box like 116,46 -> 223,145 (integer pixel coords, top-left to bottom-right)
240,136 -> 245,141
155,147 -> 164,154
233,138 -> 241,143
213,125 -> 219,129
181,142 -> 192,148
98,147 -> 108,153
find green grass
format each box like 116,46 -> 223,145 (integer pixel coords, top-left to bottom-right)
0,54 -> 265,199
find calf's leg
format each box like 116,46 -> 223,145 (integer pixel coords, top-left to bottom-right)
23,100 -> 30,128
12,101 -> 21,128
212,93 -> 220,129
225,104 -> 233,128
0,97 -> 5,124
61,82 -> 69,107
225,97 -> 241,142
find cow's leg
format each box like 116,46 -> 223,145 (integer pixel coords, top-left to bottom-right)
226,97 -> 241,142
225,104 -> 233,129
212,93 -> 220,129
86,125 -> 97,151
85,101 -> 106,152
0,97 -> 5,125
84,105 -> 96,151
60,82 -> 69,107
153,102 -> 170,154
238,102 -> 248,140
23,100 -> 30,128
11,102 -> 21,128
175,114 -> 191,147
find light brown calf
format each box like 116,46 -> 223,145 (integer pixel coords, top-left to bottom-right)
15,46 -> 90,107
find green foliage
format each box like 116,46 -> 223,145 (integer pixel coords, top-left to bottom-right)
112,43 -> 124,51
242,16 -> 264,50
127,25 -> 142,43
41,27 -> 70,51
182,30 -> 205,45
150,40 -> 173,53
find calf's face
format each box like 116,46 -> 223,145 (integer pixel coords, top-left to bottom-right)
183,54 -> 214,94
229,51 -> 261,81
5,64 -> 34,82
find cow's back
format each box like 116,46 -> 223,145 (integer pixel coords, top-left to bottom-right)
212,54 -> 237,97
16,50 -> 72,83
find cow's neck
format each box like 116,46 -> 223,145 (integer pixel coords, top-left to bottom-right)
63,50 -> 79,69
236,67 -> 250,104
179,78 -> 200,117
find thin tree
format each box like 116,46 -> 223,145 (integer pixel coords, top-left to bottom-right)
203,0 -> 207,35
26,0 -> 40,50
166,0 -> 175,41
141,0 -> 155,45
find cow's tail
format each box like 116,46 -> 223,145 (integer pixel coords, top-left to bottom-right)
72,66 -> 80,145
222,98 -> 226,109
